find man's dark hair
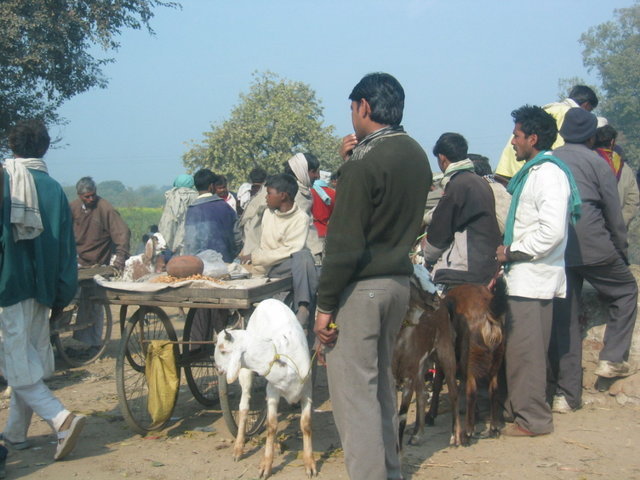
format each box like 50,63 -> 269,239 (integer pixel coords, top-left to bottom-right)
594,125 -> 617,148
214,174 -> 227,187
569,85 -> 598,109
304,153 -> 320,172
149,224 -> 159,233
432,133 -> 468,162
468,153 -> 493,176
511,105 -> 558,151
8,119 -> 51,158
349,72 -> 405,126
194,169 -> 216,192
265,173 -> 298,201
249,167 -> 268,184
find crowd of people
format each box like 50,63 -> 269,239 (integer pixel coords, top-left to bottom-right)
0,73 -> 638,480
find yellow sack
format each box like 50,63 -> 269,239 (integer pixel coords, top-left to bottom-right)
145,340 -> 179,427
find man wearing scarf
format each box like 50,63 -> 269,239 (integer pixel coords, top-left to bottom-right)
315,73 -> 431,480
0,120 -> 85,463
423,132 -> 501,288
284,153 -> 324,259
496,105 -> 581,437
549,108 -> 637,415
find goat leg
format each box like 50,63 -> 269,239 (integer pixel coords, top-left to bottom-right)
398,382 -> 413,448
259,389 -> 279,478
410,360 -> 430,445
299,382 -> 317,477
463,375 -> 477,446
488,344 -> 505,438
425,365 -> 443,426
233,368 -> 254,461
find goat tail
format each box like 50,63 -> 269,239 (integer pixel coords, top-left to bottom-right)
489,276 -> 508,319
480,313 -> 503,350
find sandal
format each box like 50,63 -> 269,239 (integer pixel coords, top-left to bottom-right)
54,414 -> 86,461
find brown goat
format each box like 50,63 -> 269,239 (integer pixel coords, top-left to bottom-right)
433,280 -> 507,445
394,277 -> 507,448
392,278 -> 459,447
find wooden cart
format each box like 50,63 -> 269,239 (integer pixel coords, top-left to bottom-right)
93,275 -> 292,436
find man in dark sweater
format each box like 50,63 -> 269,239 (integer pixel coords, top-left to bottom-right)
423,133 -> 501,288
314,73 -> 431,480
183,169 -> 239,262
549,108 -> 637,414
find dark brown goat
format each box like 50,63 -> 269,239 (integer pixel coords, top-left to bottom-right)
393,278 -> 507,447
434,280 -> 507,445
392,278 -> 458,447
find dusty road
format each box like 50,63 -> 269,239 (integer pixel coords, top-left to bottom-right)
1,308 -> 639,480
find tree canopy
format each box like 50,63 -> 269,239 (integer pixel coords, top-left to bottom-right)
182,72 -> 342,187
580,1 -> 640,168
0,0 -> 177,149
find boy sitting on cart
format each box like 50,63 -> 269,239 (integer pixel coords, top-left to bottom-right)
240,173 -> 318,332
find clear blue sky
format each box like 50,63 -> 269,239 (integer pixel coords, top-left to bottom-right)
44,0 -> 632,189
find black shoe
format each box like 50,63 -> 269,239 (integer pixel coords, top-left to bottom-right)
0,444 -> 8,479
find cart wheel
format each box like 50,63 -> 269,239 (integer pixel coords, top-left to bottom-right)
219,370 -> 267,438
182,308 -> 219,407
53,302 -> 113,368
116,306 -> 180,434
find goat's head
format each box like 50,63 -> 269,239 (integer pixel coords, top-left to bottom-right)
215,329 -> 248,383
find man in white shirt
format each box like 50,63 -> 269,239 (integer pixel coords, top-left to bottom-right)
496,105 -> 580,437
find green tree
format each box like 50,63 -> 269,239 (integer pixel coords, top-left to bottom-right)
0,0 -> 178,148
580,1 -> 640,168
183,72 -> 342,187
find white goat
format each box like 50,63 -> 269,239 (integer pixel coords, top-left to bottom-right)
215,299 -> 316,478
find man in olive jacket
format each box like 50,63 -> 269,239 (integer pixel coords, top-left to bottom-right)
314,73 -> 431,480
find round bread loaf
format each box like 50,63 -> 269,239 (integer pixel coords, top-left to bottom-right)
166,255 -> 204,278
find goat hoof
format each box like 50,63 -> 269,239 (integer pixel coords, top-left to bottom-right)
408,435 -> 423,446
489,427 -> 501,438
258,462 -> 273,478
305,461 -> 318,477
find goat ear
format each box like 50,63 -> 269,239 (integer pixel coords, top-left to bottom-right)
224,329 -> 233,343
226,344 -> 244,383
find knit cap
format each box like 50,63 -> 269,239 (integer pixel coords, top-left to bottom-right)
560,108 -> 597,144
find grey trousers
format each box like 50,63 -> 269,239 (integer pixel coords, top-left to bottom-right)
326,276 -> 409,480
550,256 -> 638,408
268,249 -> 319,327
505,297 -> 554,434
73,286 -> 104,347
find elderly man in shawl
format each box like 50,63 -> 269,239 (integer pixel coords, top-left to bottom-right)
423,132 -> 501,290
549,108 -> 638,415
284,153 -> 324,260
496,105 -> 581,437
158,174 -> 198,256
0,120 -> 86,463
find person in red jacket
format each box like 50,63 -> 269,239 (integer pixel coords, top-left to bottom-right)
310,171 -> 336,238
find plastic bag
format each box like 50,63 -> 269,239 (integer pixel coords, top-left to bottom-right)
145,340 -> 179,427
196,249 -> 228,277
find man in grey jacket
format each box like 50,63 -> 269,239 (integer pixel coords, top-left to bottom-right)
550,108 -> 638,414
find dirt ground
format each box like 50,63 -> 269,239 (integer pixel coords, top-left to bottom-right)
1,307 -> 639,480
